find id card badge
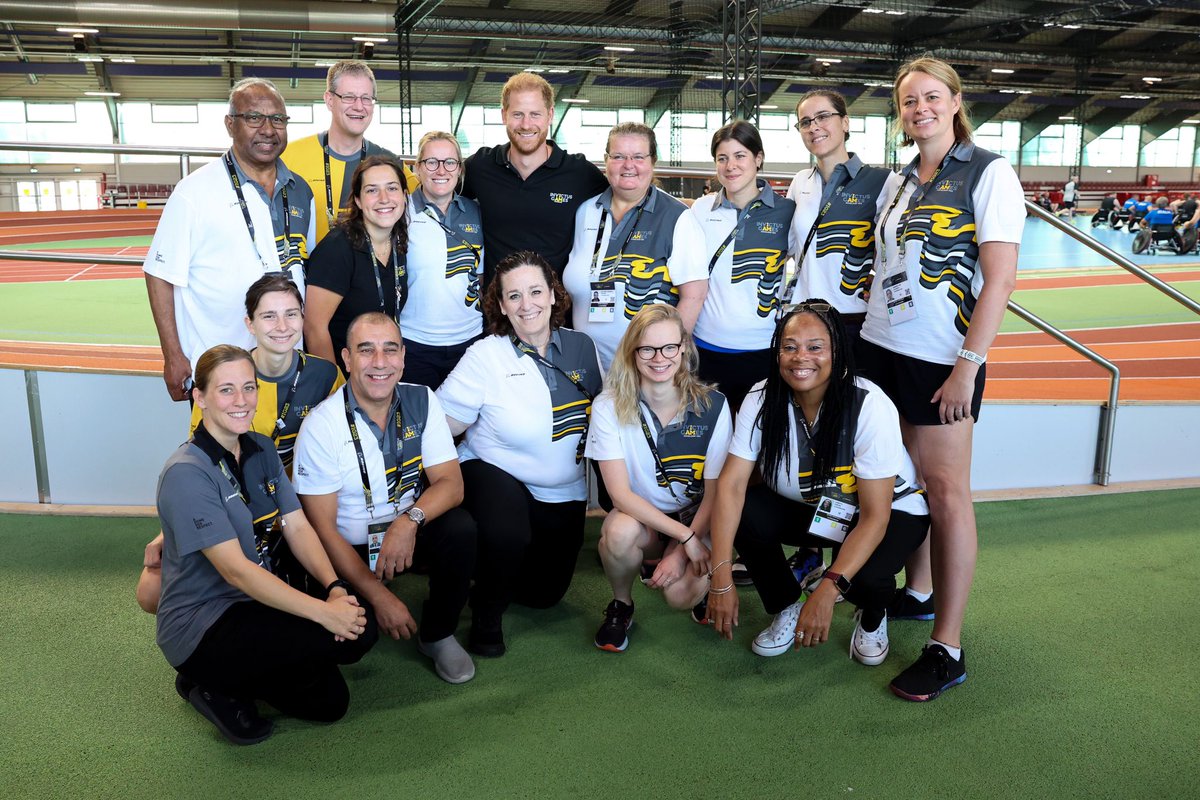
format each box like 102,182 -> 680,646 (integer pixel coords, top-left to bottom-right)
807,495 -> 856,543
588,281 -> 617,323
882,271 -> 917,326
367,521 -> 389,572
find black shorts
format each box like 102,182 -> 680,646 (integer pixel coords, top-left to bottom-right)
855,338 -> 986,426
1061,200 -> 1075,209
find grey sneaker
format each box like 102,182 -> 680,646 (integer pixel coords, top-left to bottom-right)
418,635 -> 476,684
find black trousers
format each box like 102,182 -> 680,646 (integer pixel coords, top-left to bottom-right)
350,506 -> 477,643
178,599 -> 378,722
402,336 -> 481,390
734,483 -> 929,615
460,460 -> 586,621
696,346 -> 773,413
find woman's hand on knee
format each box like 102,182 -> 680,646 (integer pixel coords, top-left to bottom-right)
321,594 -> 368,641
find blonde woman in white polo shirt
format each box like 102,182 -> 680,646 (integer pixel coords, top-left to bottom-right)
437,251 -> 603,657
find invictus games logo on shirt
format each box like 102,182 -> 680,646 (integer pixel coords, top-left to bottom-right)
629,230 -> 651,241
841,193 -> 870,206
934,179 -> 963,193
756,222 -> 783,235
402,425 -> 420,441
567,368 -> 587,383
549,193 -> 574,204
460,223 -> 479,234
681,424 -> 709,439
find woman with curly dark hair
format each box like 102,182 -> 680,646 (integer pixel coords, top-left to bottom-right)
707,301 -> 928,669
436,251 -> 603,657
304,154 -> 409,372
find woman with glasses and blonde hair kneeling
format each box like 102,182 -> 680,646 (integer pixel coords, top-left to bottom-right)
585,305 -> 733,652
707,302 -> 928,669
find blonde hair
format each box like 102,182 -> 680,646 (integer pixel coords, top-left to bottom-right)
417,130 -> 463,162
501,72 -> 554,110
891,56 -> 974,147
327,60 -> 377,95
606,305 -> 712,425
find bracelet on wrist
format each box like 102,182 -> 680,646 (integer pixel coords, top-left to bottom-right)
681,531 -> 696,546
708,583 -> 734,595
707,559 -> 732,579
325,578 -> 352,599
956,348 -> 986,366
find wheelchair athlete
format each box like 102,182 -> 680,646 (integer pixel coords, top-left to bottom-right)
1132,197 -> 1197,256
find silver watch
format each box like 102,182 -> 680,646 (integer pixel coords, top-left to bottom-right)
404,507 -> 426,528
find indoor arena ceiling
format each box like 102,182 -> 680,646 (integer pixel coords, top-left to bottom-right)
2,0 -> 1199,136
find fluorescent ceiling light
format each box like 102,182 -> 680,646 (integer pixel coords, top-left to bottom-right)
525,67 -> 545,73
817,58 -> 842,64
1142,76 -> 1162,83
560,98 -> 590,104
1062,24 -> 1081,29
1120,94 -> 1150,99
863,8 -> 885,13
548,68 -> 570,73
759,104 -> 778,109
75,55 -> 103,62
1182,120 -> 1198,124
352,36 -> 388,43
603,46 -> 635,52
314,61 -> 335,67
57,27 -> 99,34
109,57 -> 135,63
885,9 -> 906,15
991,68 -> 1014,74
998,89 -> 1015,94
1058,116 -> 1075,120
85,91 -> 121,97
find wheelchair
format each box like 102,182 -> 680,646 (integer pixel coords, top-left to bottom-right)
1107,207 -> 1133,231
1132,222 -> 1199,256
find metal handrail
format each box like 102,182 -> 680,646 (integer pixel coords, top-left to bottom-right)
1006,299 -> 1120,486
0,140 -> 224,181
0,250 -> 143,266
1023,201 -> 1200,315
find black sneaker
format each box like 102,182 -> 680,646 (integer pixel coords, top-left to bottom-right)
467,616 -> 506,658
690,596 -> 709,625
889,644 -> 966,702
731,557 -> 753,586
594,599 -> 634,652
187,686 -> 273,745
887,587 -> 935,621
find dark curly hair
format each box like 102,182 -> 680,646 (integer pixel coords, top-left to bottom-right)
482,251 -> 570,338
756,300 -> 860,496
337,154 -> 409,255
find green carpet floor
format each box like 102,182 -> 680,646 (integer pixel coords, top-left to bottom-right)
2,489 -> 1197,799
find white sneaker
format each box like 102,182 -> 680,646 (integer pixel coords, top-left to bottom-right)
849,609 -> 889,666
751,599 -> 804,657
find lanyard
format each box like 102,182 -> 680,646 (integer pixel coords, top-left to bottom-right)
780,169 -> 849,304
879,144 -> 956,272
273,352 -> 306,439
224,151 -> 290,271
590,194 -> 650,276
370,238 -> 406,323
707,198 -> 764,275
214,441 -> 283,569
512,337 -> 594,463
791,402 -> 819,457
216,457 -> 249,505
323,138 -> 368,224
422,205 -> 483,306
636,403 -> 700,501
343,384 -> 404,516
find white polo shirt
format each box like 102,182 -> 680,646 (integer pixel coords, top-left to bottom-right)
437,331 -> 603,503
730,377 -> 927,516
292,382 -> 457,545
400,190 -> 485,346
143,154 -> 316,368
585,390 -> 733,514
562,186 -> 708,369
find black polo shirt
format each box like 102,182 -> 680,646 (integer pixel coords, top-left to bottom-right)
462,139 -> 607,280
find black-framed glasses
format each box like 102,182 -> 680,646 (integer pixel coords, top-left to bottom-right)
793,110 -> 843,132
330,91 -> 376,107
418,157 -> 461,172
229,112 -> 289,129
780,301 -> 832,315
635,342 -> 682,360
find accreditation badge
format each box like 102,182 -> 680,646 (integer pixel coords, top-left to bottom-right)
367,521 -> 389,572
807,494 -> 856,543
588,281 -> 617,323
882,271 -> 917,326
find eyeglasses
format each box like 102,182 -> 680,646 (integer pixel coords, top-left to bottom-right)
635,342 -> 682,360
330,91 -> 376,107
606,153 -> 652,164
229,112 -> 290,129
418,157 -> 461,172
793,110 -> 843,132
780,301 -> 831,315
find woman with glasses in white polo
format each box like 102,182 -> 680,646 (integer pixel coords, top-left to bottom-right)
562,122 -> 708,371
785,90 -> 893,341
399,131 -> 485,388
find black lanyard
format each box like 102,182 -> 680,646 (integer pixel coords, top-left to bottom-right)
224,151 -> 290,270
323,137 -> 368,224
781,169 -> 849,303
879,144 -> 956,271
636,403 -> 701,501
707,197 -> 764,275
343,384 -> 404,516
791,401 -> 819,457
273,352 -> 306,440
590,194 -> 650,276
370,238 -> 406,323
422,205 -> 483,306
216,449 -> 282,569
512,336 -> 594,462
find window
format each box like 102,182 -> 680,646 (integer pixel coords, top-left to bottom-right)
150,104 -> 198,124
1084,125 -> 1139,167
1143,126 -> 1197,168
27,103 -> 76,123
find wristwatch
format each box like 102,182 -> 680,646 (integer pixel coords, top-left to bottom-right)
822,570 -> 852,596
404,506 -> 426,528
